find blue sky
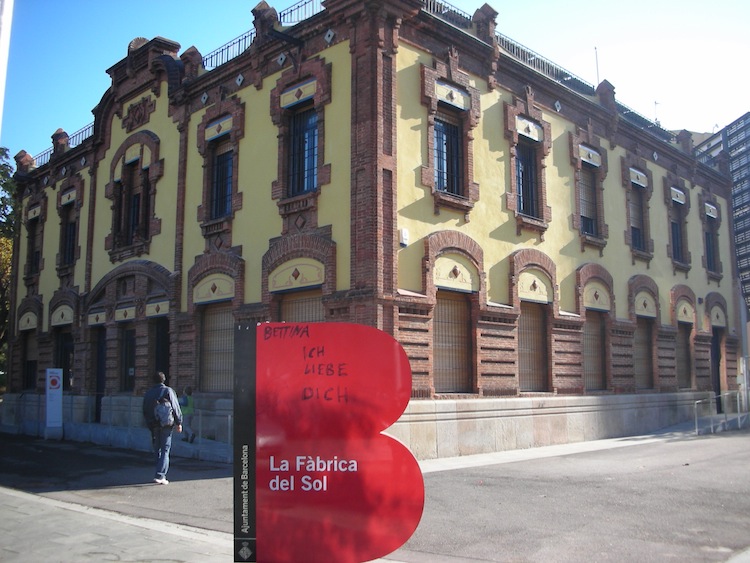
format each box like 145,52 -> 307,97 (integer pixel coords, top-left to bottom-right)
1,0 -> 748,162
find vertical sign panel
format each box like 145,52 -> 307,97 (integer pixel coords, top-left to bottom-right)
254,322 -> 424,563
234,324 -> 256,562
46,368 -> 63,433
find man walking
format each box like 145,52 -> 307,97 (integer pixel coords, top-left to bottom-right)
142,371 -> 182,485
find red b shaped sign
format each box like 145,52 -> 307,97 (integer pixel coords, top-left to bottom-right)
256,322 -> 424,562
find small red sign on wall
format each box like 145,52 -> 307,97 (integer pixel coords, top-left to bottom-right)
255,322 -> 424,563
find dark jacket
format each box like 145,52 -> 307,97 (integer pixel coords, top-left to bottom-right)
142,383 -> 183,428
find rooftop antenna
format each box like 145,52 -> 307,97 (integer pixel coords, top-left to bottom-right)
594,47 -> 600,85
654,101 -> 660,126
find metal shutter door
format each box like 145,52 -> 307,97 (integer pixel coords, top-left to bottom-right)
519,302 -> 548,392
434,291 -> 472,393
280,289 -> 325,323
583,310 -> 606,391
676,323 -> 692,388
633,317 -> 654,389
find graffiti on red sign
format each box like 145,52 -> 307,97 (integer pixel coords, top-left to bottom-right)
256,322 -> 424,563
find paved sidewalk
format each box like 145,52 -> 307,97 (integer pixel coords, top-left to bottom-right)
1,420 -> 749,562
0,485 -> 233,562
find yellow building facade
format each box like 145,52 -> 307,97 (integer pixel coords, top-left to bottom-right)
5,0 -> 740,456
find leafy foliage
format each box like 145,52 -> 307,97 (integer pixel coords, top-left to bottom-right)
0,147 -> 17,239
0,147 -> 16,383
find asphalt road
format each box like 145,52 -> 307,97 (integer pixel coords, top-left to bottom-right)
1,427 -> 750,562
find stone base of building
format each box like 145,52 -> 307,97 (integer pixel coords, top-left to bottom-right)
387,392 -> 712,460
0,391 -> 715,463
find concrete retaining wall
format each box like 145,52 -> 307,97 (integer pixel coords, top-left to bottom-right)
386,392 -> 710,460
1,391 -> 710,462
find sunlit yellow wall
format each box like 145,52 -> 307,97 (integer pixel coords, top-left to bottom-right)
90,92 -> 180,286
314,42 -> 351,293
396,41 -> 734,330
183,40 -> 353,308
17,164 -> 93,332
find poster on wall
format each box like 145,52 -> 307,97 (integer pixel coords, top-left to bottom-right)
45,368 -> 63,439
234,322 -> 424,563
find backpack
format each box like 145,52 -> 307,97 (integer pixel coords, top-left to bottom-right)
154,390 -> 175,427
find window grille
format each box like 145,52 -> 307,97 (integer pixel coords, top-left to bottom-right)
200,303 -> 234,392
120,327 -> 136,392
28,217 -> 41,275
117,162 -> 150,247
676,322 -> 692,388
211,141 -> 233,219
128,193 -> 141,245
583,310 -> 606,391
633,317 -> 653,389
433,291 -> 472,392
671,220 -> 684,263
580,165 -> 598,236
62,217 -> 77,266
518,301 -> 548,391
279,289 -> 325,323
55,330 -> 74,391
705,217 -> 719,272
23,332 -> 38,390
629,184 -> 645,251
288,106 -> 318,196
516,143 -> 538,217
434,114 -> 463,196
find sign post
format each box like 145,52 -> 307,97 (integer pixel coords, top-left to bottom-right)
234,322 -> 424,563
45,368 -> 63,440
234,323 -> 257,561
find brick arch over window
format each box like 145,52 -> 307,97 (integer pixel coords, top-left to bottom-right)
22,192 -> 48,284
262,231 -> 337,302
104,130 -> 164,260
17,295 -> 44,332
698,189 -> 723,282
670,284 -> 697,326
187,252 -> 246,315
106,130 -> 163,188
423,230 -> 485,303
55,173 -> 84,276
504,86 -> 552,238
195,96 -> 246,250
49,288 -> 80,324
663,172 -> 692,273
196,97 -> 246,156
620,152 -> 654,263
703,292 -> 729,331
420,47 -> 481,219
569,122 -> 609,252
627,274 -> 660,323
85,260 -> 175,316
575,262 -> 615,316
269,57 -> 332,233
508,248 -> 558,315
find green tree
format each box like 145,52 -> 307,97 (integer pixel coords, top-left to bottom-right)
0,147 -> 16,238
0,147 -> 17,387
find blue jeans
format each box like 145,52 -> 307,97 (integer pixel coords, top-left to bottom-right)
152,426 -> 173,480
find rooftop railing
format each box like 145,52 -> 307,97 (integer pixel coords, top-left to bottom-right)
422,0 -> 472,28
32,0 -> 673,164
202,30 -> 256,71
496,32 -> 596,97
496,31 -> 674,142
202,0 -> 323,70
279,0 -> 323,25
34,122 -> 94,167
